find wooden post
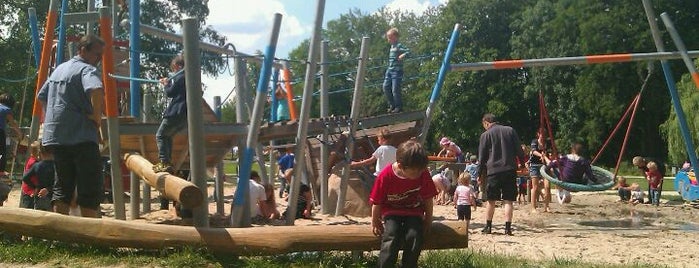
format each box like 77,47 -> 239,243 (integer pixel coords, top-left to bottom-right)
124,153 -> 203,208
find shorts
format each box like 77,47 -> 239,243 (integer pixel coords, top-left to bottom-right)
50,142 -> 104,210
529,164 -> 542,177
457,204 -> 471,220
485,170 -> 517,201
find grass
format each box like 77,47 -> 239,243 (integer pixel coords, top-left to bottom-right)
0,238 -> 668,268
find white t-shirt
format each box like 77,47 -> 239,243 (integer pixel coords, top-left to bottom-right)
454,185 -> 475,206
372,145 -> 397,176
249,180 -> 267,216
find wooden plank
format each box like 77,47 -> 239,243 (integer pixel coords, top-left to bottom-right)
0,207 -> 468,255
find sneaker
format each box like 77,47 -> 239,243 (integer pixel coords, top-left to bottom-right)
481,226 -> 492,234
153,162 -> 175,173
391,107 -> 402,113
386,107 -> 395,113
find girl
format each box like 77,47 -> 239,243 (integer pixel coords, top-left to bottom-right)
453,172 -> 477,226
261,183 -> 281,220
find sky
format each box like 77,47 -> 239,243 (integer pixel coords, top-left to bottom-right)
200,0 -> 448,106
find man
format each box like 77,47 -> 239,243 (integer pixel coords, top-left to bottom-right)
478,113 -> 525,235
38,35 -> 105,218
632,156 -> 666,204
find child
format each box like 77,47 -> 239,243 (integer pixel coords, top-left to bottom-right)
0,93 -> 22,178
282,183 -> 312,219
274,85 -> 290,122
437,137 -> 463,162
277,147 -> 295,198
261,183 -> 281,220
20,141 -> 41,209
351,128 -> 397,178
382,28 -> 410,114
517,176 -> 527,204
616,176 -> 631,202
629,183 -> 644,205
370,140 -> 437,268
646,161 -> 663,206
22,145 -> 55,211
453,172 -> 477,227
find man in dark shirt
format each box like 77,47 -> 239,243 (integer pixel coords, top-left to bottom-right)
478,113 -> 525,235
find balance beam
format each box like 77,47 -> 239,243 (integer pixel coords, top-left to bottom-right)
124,153 -> 203,208
0,208 -> 468,255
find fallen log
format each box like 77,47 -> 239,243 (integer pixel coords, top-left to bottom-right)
0,207 -> 468,255
123,153 -> 203,208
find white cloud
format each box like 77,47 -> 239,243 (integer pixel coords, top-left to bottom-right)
202,0 -> 311,107
384,0 -> 433,14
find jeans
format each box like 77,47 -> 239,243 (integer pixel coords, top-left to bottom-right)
382,69 -> 404,110
650,189 -> 660,205
156,115 -> 188,163
379,215 -> 424,268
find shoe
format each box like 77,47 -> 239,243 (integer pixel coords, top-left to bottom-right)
391,107 -> 402,113
153,162 -> 175,173
386,107 -> 394,113
481,226 -> 492,234
504,228 -> 513,236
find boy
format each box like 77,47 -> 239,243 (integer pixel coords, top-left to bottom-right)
154,55 -> 187,174
20,141 -> 41,209
277,147 -> 295,198
370,140 -> 437,268
646,161 -> 663,206
22,145 -> 55,211
351,128 -> 397,177
383,28 -> 410,113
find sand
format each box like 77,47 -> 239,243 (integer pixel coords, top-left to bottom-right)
4,183 -> 698,268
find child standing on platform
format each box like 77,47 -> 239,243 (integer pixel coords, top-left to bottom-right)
382,28 -> 410,114
370,140 -> 437,268
453,172 -> 477,226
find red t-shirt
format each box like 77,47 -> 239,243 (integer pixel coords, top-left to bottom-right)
645,170 -> 663,189
21,156 -> 39,196
369,164 -> 438,218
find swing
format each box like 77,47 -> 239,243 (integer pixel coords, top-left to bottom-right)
540,165 -> 616,192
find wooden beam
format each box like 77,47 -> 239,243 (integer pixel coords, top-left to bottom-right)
0,207 -> 468,255
124,153 -> 203,208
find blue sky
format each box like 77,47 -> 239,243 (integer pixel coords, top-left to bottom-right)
201,0 -> 448,105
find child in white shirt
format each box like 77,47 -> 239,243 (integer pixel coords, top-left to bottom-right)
453,172 -> 477,226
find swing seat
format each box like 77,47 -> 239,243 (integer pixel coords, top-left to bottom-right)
539,165 -> 616,192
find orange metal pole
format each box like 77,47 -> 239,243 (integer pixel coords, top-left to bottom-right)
282,67 -> 298,120
31,0 -> 60,120
99,14 -> 118,117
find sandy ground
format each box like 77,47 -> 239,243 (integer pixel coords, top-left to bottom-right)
4,182 -> 699,268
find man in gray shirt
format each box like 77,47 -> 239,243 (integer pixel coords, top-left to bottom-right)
38,35 -> 105,218
478,113 -> 525,235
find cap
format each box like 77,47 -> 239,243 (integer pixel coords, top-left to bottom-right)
440,137 -> 451,146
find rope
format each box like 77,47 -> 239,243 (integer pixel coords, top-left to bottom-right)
0,72 -> 38,83
591,95 -> 639,164
109,73 -> 160,84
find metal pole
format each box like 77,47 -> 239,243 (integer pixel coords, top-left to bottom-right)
30,0 -> 60,144
182,17 -> 209,227
129,0 -> 142,118
319,40 -> 330,214
420,24 -> 461,144
111,0 -> 119,37
141,90 -> 152,212
99,7 -> 126,220
55,0 -> 68,65
641,0 -> 699,172
130,170 -> 139,219
234,58 -> 248,124
335,37 -> 369,216
86,0 -> 95,35
281,61 -> 298,120
286,0 -> 325,225
28,8 -> 41,67
660,13 -> 699,89
271,69 -> 279,122
213,96 -> 225,215
232,13 -> 283,228
451,50 -> 699,72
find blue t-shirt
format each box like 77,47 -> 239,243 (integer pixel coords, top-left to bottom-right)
278,153 -> 294,172
0,104 -> 12,130
38,56 -> 103,146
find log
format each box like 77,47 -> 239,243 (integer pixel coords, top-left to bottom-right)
124,153 -> 203,208
0,207 -> 468,255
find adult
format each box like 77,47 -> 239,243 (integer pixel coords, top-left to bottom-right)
632,156 -> 666,204
478,113 -> 525,235
38,35 -> 105,218
153,55 -> 187,174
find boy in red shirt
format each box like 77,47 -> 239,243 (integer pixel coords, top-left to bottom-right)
370,140 -> 438,268
646,161 -> 663,206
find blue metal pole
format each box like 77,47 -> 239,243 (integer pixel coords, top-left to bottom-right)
129,0 -> 142,118
55,0 -> 68,66
642,0 -> 699,171
271,68 -> 280,122
419,24 -> 461,144
232,13 -> 283,227
28,8 -> 41,67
